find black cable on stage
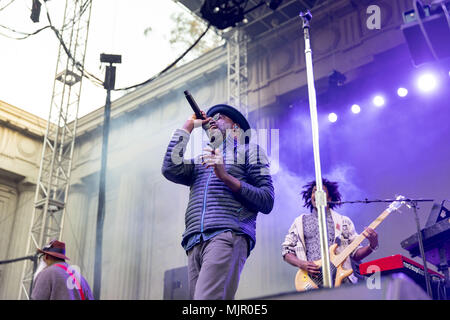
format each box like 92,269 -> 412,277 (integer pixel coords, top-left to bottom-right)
113,22 -> 212,92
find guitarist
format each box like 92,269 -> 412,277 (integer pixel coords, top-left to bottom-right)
281,179 -> 378,286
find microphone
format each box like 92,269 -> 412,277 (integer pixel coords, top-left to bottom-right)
183,90 -> 218,147
184,90 -> 204,120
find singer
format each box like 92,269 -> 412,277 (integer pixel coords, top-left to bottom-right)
161,104 -> 274,300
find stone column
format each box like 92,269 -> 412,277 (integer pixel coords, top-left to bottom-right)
101,171 -> 144,299
0,181 -> 34,300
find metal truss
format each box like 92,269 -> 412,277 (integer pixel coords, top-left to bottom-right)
227,28 -> 249,118
18,0 -> 92,299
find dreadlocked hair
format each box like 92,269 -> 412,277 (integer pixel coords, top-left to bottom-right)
301,178 -> 342,212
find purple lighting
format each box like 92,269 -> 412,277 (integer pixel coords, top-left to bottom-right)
328,112 -> 338,123
373,95 -> 385,107
351,104 -> 361,114
417,73 -> 438,92
397,88 -> 408,97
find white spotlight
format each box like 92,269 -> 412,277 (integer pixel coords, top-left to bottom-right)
328,112 -> 338,123
397,88 -> 408,97
351,104 -> 361,114
373,95 -> 385,107
417,73 -> 438,92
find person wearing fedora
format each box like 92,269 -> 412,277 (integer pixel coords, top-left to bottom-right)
162,104 -> 275,300
31,239 -> 94,300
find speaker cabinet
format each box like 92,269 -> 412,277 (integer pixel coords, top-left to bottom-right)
163,266 -> 189,300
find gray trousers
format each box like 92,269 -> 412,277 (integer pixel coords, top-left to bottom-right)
187,231 -> 248,300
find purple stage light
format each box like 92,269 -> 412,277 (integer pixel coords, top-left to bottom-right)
417,73 -> 438,92
373,95 -> 385,107
397,88 -> 408,97
351,104 -> 361,114
328,112 -> 338,123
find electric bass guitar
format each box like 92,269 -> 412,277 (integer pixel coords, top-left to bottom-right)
294,195 -> 406,291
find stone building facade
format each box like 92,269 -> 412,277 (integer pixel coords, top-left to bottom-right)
2,0 -> 446,299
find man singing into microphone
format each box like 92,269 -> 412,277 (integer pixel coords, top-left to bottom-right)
162,104 -> 274,300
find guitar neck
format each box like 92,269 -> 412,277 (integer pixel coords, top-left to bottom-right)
333,208 -> 392,266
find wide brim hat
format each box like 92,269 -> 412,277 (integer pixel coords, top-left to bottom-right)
37,239 -> 70,261
206,104 -> 251,133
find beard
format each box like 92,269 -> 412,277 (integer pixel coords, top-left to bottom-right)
206,127 -> 224,148
33,258 -> 48,280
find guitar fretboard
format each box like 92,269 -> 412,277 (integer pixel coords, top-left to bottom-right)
332,209 -> 392,267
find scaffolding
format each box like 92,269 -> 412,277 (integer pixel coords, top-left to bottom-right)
18,0 -> 93,299
227,28 -> 249,118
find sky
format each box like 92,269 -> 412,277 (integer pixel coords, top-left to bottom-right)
0,0 -> 197,120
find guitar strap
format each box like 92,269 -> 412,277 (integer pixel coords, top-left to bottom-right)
55,264 -> 86,300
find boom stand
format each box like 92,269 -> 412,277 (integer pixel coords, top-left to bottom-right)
407,200 -> 433,298
299,10 -> 332,288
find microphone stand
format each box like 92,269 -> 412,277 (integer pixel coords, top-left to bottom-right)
0,254 -> 39,298
299,10 -> 332,289
407,200 -> 433,299
331,198 -> 434,298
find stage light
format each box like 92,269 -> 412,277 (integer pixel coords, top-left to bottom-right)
373,95 -> 385,107
267,0 -> 284,10
328,113 -> 338,123
328,70 -> 346,88
351,104 -> 361,114
417,73 -> 438,92
401,1 -> 450,66
397,87 -> 409,97
200,0 -> 287,30
200,0 -> 246,30
30,0 -> 42,23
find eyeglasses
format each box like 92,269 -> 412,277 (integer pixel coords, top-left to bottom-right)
211,113 -> 222,122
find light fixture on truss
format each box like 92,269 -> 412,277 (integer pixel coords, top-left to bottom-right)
200,0 -> 285,30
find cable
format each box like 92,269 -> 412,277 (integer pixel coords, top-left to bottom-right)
0,1 -> 103,87
0,23 -> 50,39
114,22 -> 212,91
43,1 -> 103,87
2,1 -> 213,91
0,0 -> 15,11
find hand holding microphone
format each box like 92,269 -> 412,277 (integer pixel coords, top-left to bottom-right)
183,110 -> 211,133
183,90 -> 211,134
